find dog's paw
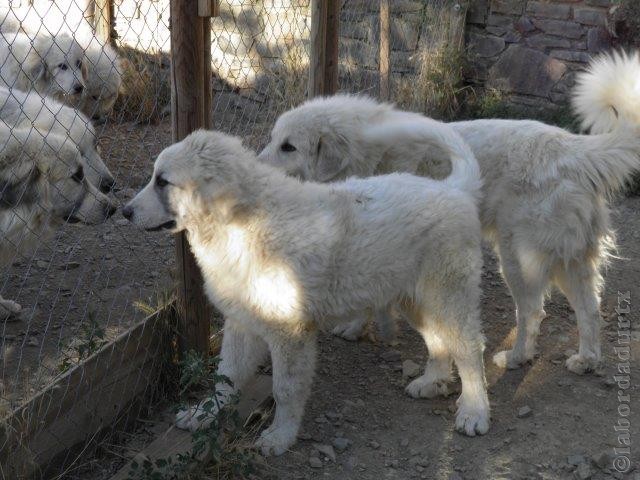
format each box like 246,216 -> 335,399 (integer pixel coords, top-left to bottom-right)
175,403 -> 216,432
565,353 -> 600,375
0,300 -> 22,320
332,321 -> 365,342
492,349 -> 531,369
255,424 -> 296,456
405,375 -> 450,399
454,403 -> 490,437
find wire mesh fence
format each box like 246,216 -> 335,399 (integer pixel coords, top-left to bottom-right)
0,0 -> 463,477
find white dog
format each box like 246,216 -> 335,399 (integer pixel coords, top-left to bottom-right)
79,42 -> 122,123
123,124 -> 489,454
0,86 -> 114,191
0,123 -> 116,318
259,53 -> 640,375
0,31 -> 86,101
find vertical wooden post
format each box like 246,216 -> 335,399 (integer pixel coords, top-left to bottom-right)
379,0 -> 390,101
94,0 -> 113,44
309,0 -> 340,97
170,0 -> 216,356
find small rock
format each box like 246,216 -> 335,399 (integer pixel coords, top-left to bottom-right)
61,261 -> 80,270
313,443 -> 336,462
298,431 -> 312,441
36,260 -> 48,269
314,415 -> 328,424
115,218 -> 130,227
380,349 -> 402,362
402,359 -> 422,378
575,462 -> 593,479
344,456 -> 358,470
369,441 -> 380,449
592,450 -> 613,470
309,456 -> 323,469
564,348 -> 577,358
27,337 -> 39,347
332,437 -> 352,452
568,454 -> 586,467
400,438 -> 409,447
602,378 -> 616,389
517,406 -> 533,418
326,411 -> 342,421
449,473 -> 464,480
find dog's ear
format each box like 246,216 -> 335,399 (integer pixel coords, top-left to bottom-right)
313,134 -> 350,182
25,55 -> 47,83
0,167 -> 40,209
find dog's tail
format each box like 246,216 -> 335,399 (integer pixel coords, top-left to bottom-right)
363,117 -> 482,197
572,50 -> 640,134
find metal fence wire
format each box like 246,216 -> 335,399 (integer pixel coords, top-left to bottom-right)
0,0 -> 461,477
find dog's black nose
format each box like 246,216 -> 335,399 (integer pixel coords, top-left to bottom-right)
100,178 -> 115,193
122,205 -> 133,220
106,204 -> 117,218
74,84 -> 84,94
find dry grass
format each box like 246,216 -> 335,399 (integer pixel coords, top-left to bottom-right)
112,46 -> 172,125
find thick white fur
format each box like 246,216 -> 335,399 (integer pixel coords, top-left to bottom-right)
0,86 -> 114,191
0,6 -> 122,120
124,129 -> 490,454
79,42 -> 122,122
573,50 -> 640,134
0,123 -> 116,319
0,31 -> 86,100
260,85 -> 640,374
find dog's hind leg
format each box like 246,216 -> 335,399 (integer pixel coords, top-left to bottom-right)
175,319 -> 269,432
493,242 -> 550,369
554,259 -> 603,374
0,295 -> 21,320
256,329 -> 317,456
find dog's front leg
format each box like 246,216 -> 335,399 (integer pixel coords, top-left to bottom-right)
175,319 -> 269,432
256,329 -> 317,456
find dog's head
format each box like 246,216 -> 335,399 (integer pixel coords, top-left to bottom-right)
257,95 -> 390,182
123,130 -> 255,232
80,44 -> 123,123
0,129 -> 116,225
29,33 -> 87,99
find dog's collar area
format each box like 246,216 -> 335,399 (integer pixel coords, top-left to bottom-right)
145,220 -> 176,232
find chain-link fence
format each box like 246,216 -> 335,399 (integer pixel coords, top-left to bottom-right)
0,1 -> 462,477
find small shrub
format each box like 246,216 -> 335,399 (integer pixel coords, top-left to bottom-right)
58,312 -> 107,373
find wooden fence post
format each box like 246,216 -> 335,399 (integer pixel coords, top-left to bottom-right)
309,0 -> 340,97
94,0 -> 113,44
379,0 -> 390,101
170,0 -> 216,357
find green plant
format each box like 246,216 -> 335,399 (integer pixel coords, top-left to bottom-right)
58,312 -> 107,373
126,351 -> 257,480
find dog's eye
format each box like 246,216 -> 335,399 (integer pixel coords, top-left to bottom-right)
71,166 -> 84,183
156,175 -> 169,188
280,142 -> 296,152
58,63 -> 68,71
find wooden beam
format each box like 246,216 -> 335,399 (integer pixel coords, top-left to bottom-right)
94,0 -> 113,44
309,0 -> 340,97
0,307 -> 174,479
379,0 -> 390,101
108,375 -> 273,480
170,0 -> 214,357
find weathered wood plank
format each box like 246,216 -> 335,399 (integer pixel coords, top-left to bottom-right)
0,307 -> 173,479
379,0 -> 390,101
309,0 -> 340,97
109,375 -> 273,480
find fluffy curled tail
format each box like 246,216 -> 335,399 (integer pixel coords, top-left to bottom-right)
573,50 -> 640,134
362,117 -> 482,198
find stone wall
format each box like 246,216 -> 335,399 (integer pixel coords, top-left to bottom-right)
466,0 -> 614,109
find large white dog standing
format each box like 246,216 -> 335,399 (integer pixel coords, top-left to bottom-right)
258,51 -> 640,376
123,122 -> 489,455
